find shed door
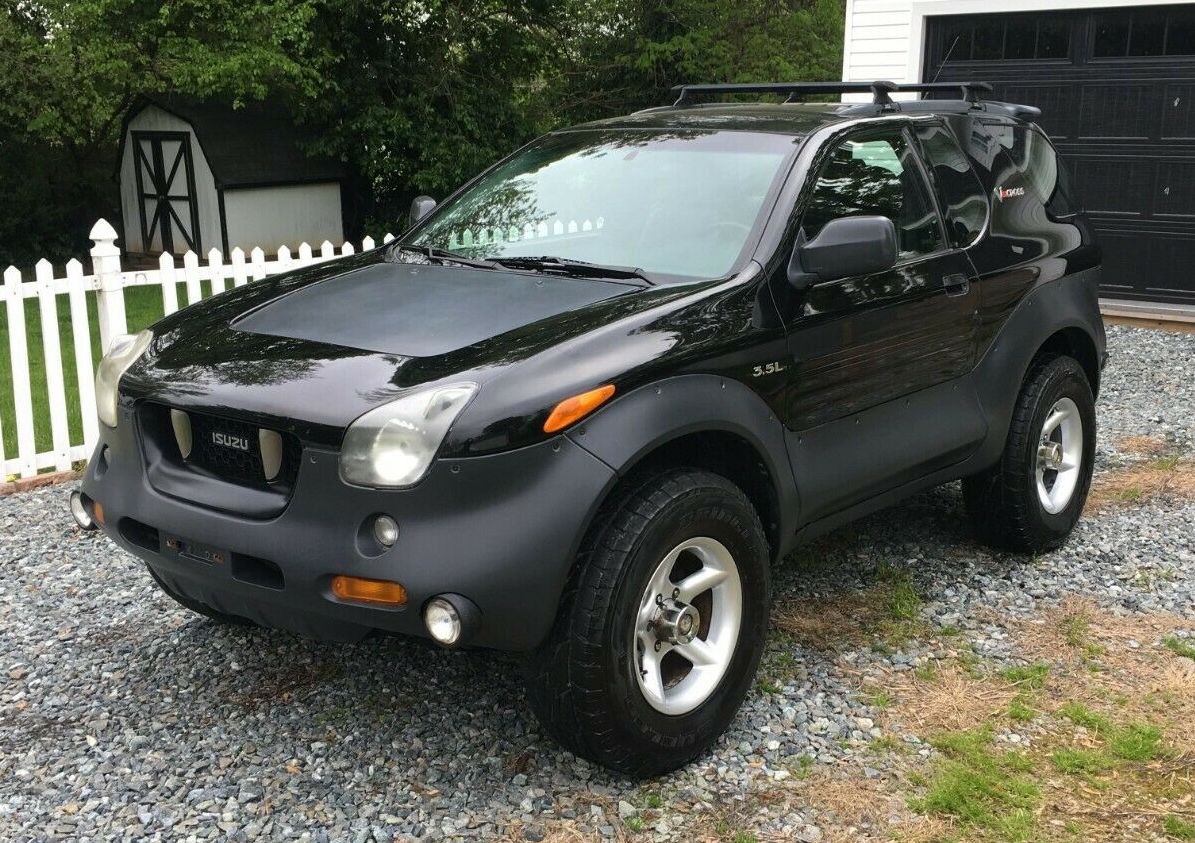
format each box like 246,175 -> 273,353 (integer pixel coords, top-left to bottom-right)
133,131 -> 201,254
924,5 -> 1195,306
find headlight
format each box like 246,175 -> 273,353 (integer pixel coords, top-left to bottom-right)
339,383 -> 477,488
95,330 -> 153,428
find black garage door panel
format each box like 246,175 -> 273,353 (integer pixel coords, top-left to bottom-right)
926,6 -> 1195,305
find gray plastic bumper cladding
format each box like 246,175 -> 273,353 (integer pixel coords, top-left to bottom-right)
83,417 -> 615,650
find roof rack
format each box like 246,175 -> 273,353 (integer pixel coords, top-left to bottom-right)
670,80 -> 995,107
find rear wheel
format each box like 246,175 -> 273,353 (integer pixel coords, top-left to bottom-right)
524,469 -> 770,776
964,355 -> 1096,552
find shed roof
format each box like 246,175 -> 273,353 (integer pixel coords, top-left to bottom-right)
124,94 -> 347,189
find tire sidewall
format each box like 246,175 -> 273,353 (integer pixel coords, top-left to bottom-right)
600,482 -> 770,755
1019,359 -> 1096,539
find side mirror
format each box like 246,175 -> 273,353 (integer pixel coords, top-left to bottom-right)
409,195 -> 437,229
787,215 -> 897,291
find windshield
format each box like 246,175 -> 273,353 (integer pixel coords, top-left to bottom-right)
406,129 -> 798,282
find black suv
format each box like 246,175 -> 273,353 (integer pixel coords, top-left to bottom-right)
80,81 -> 1106,775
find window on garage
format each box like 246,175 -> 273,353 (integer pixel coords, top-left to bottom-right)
1092,5 -> 1195,58
938,15 -> 1070,62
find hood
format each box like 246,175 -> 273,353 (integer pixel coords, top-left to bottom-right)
232,260 -> 636,357
123,251 -> 693,445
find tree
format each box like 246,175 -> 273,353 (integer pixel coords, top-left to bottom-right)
0,0 -> 325,267
0,0 -> 846,266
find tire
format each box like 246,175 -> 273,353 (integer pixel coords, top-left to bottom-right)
963,354 -> 1096,553
146,565 -> 255,626
523,468 -> 771,777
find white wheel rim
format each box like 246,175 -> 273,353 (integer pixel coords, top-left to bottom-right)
1035,396 -> 1083,515
630,536 -> 742,715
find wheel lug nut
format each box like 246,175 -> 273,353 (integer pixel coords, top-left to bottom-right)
672,588 -> 679,598
654,642 -> 661,652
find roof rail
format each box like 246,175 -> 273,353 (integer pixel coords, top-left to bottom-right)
670,80 -> 994,107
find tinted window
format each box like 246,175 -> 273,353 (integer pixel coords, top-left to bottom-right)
936,15 -> 1072,62
915,124 -> 989,247
801,130 -> 944,259
408,130 -> 796,282
1000,127 -> 1078,218
1093,7 -> 1195,57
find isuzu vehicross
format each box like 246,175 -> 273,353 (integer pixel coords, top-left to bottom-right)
79,80 -> 1106,775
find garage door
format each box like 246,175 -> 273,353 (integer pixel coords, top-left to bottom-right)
925,5 -> 1195,306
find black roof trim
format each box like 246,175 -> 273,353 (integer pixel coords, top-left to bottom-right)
671,80 -> 997,107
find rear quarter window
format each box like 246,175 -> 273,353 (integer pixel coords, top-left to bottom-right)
956,118 -> 1084,265
914,123 -> 990,247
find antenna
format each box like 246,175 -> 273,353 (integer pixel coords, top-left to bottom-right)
929,35 -> 962,88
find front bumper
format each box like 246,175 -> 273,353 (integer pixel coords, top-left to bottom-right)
82,416 -> 615,650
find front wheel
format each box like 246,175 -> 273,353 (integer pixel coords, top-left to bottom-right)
964,354 -> 1096,553
523,469 -> 770,776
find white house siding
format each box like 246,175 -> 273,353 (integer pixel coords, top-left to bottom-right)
119,105 -> 221,254
842,0 -> 1195,95
221,183 -> 344,253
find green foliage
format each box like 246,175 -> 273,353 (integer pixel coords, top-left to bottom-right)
1164,814 -> 1195,841
1109,722 -> 1163,762
1001,662 -> 1051,690
1050,748 -> 1112,775
911,726 -> 1040,841
1,0 -> 847,267
1007,696 -> 1036,723
1163,636 -> 1195,660
1,0 -> 324,267
1058,703 -> 1166,762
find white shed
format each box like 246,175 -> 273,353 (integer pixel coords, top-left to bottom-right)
118,96 -> 347,256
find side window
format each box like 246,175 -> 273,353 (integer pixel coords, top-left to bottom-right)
914,123 -> 989,247
1016,129 -> 1078,218
801,129 -> 945,259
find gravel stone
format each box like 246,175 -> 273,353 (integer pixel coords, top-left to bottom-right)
2,325 -> 1192,840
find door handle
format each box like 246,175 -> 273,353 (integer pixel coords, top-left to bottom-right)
943,273 -> 971,297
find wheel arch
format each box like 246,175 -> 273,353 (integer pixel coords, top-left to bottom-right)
567,375 -> 800,563
971,268 -> 1106,471
1033,326 -> 1102,399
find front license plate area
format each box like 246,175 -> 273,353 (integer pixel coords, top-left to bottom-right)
163,534 -> 227,566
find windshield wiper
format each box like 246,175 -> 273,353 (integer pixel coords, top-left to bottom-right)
390,242 -> 500,270
492,256 -> 654,284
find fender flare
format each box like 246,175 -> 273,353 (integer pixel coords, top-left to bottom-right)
971,266 -> 1106,468
566,374 -> 801,557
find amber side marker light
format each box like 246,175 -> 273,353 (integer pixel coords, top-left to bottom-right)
543,384 -> 616,433
331,575 -> 408,607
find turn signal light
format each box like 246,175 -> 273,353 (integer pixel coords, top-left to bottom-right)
331,575 -> 407,607
543,384 -> 616,433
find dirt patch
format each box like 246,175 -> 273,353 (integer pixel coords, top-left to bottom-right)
866,600 -> 1195,841
1085,457 -> 1195,514
1116,435 -> 1168,456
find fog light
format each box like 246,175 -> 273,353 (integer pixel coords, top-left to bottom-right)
424,597 -> 462,646
372,515 -> 399,548
331,575 -> 407,607
69,491 -> 97,531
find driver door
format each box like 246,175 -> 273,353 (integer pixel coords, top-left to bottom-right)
779,125 -> 984,524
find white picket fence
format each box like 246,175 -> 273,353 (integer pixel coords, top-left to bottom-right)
2,219 -> 396,480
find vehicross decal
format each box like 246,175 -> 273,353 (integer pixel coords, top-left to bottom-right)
211,431 -> 251,451
994,185 -> 1025,202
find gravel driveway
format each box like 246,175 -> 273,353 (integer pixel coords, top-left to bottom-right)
2,325 -> 1193,842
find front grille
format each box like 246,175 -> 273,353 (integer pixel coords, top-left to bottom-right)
139,404 -> 302,491
187,412 -> 272,486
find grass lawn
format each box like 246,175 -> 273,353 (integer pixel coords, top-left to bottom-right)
1,282 -> 195,468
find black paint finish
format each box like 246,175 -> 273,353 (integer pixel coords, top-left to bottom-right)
87,100 -> 1105,649
926,6 -> 1195,304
